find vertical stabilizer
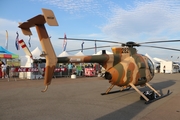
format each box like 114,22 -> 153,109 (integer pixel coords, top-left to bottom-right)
42,8 -> 58,26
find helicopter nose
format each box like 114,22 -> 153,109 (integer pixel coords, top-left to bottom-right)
104,72 -> 112,80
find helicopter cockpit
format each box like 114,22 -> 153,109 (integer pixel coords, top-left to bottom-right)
146,56 -> 155,76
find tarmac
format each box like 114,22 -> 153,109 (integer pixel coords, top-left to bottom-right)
0,73 -> 180,120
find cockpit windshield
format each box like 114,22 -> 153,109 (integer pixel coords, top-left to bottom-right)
147,57 -> 154,76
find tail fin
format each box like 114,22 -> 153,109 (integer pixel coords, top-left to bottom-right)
18,8 -> 58,92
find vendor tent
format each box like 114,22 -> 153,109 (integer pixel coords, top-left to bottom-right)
19,47 -> 44,79
31,47 -> 44,59
94,50 -> 113,55
58,51 -> 70,57
0,46 -> 19,59
75,51 -> 84,56
20,47 -> 43,66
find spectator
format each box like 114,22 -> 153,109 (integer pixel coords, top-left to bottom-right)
1,62 -> 7,78
163,66 -> 166,73
76,65 -> 82,76
6,65 -> 10,78
68,63 -> 73,77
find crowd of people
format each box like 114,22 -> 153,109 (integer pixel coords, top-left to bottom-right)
0,60 -> 103,79
58,63 -> 101,77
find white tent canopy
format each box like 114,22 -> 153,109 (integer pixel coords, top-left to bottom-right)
75,51 -> 85,56
31,47 -> 44,59
153,57 -> 166,63
58,51 -> 70,57
19,47 -> 44,79
93,50 -> 113,55
20,47 -> 43,66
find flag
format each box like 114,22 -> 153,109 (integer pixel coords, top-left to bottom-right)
81,41 -> 84,52
28,35 -> 31,47
95,41 -> 97,54
62,33 -> 67,51
15,32 -> 20,50
5,30 -> 8,50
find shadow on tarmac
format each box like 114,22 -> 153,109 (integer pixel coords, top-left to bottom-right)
96,80 -> 176,120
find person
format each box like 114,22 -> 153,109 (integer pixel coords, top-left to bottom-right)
163,66 -> 166,73
68,63 -> 73,77
1,62 -> 7,78
76,64 -> 82,76
6,65 -> 10,78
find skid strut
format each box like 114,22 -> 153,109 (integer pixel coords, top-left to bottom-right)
101,85 -> 131,95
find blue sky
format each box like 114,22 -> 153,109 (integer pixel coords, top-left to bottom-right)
0,0 -> 180,61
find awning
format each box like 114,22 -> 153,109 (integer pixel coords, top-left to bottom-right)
0,46 -> 19,59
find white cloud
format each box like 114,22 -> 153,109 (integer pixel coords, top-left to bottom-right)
102,0 -> 180,41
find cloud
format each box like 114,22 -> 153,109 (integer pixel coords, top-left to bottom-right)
102,0 -> 180,41
34,0 -> 180,59
36,0 -> 180,40
37,0 -> 101,14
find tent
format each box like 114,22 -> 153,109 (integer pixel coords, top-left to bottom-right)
75,51 -> 85,56
58,51 -> 70,57
20,47 -> 44,79
20,47 -> 43,66
31,47 -> 44,59
153,57 -> 166,62
94,50 -> 113,55
0,46 -> 19,59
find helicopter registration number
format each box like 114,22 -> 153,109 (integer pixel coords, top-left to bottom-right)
122,48 -> 129,53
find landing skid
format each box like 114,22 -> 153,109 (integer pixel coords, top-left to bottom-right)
144,90 -> 172,104
101,86 -> 131,95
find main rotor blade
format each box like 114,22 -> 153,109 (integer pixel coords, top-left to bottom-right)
59,37 -> 124,44
140,45 -> 180,51
138,39 -> 180,44
67,45 -> 116,52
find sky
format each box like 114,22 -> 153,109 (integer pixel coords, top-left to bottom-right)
1,0 -> 180,61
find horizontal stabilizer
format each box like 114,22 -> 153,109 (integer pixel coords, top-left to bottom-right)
27,15 -> 46,25
19,23 -> 32,36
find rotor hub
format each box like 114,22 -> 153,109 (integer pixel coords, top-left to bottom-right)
122,41 -> 140,47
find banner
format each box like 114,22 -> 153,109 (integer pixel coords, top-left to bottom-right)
5,30 -> 8,49
11,67 -> 67,72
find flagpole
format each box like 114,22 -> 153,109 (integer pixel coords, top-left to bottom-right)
95,41 -> 97,54
6,30 -> 8,50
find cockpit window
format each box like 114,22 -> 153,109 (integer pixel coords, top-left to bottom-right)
147,58 -> 154,76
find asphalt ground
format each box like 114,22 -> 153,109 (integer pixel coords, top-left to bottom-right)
0,73 -> 180,120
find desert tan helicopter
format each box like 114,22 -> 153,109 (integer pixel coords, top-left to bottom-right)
18,8 -> 180,104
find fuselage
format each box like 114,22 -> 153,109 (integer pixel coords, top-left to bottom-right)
103,47 -> 154,87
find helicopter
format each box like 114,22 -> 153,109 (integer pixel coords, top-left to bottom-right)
18,8 -> 180,104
